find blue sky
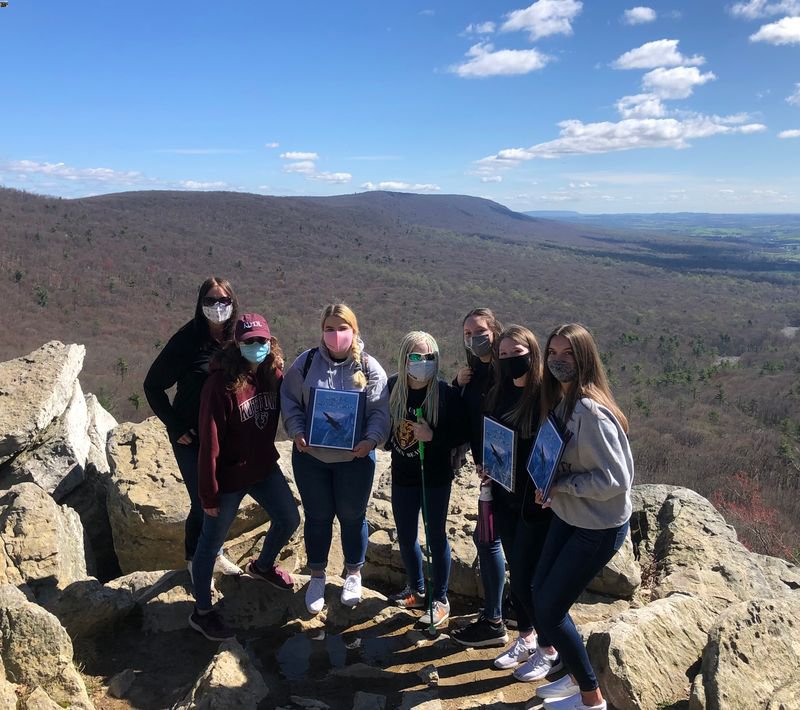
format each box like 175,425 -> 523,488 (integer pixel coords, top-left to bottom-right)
1,0 -> 799,212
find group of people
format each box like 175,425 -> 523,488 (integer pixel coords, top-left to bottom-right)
143,277 -> 634,710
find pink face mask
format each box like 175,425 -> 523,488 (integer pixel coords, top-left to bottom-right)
323,328 -> 353,354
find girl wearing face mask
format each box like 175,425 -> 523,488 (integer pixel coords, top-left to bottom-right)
385,332 -> 465,628
188,313 -> 300,641
144,276 -> 244,580
531,324 -> 633,710
281,304 -> 390,614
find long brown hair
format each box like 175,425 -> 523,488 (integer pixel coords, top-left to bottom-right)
193,276 -> 239,344
218,336 -> 284,394
321,303 -> 367,389
462,307 -> 504,370
485,325 -> 543,437
541,323 -> 628,432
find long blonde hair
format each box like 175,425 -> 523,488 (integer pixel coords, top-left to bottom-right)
389,331 -> 440,432
541,323 -> 629,432
320,303 -> 367,389
486,325 -> 542,437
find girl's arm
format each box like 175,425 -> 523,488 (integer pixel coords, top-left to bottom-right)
362,357 -> 390,446
197,373 -> 229,510
279,352 -> 310,440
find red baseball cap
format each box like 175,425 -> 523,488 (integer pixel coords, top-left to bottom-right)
235,313 -> 271,342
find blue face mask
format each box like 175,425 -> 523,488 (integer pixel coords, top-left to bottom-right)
239,341 -> 270,364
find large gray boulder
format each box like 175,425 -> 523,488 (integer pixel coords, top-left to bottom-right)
0,584 -> 94,709
0,341 -> 85,465
106,418 -> 269,573
696,596 -> 800,710
173,639 -> 268,709
587,594 -> 716,710
5,380 -> 91,500
0,483 -> 87,603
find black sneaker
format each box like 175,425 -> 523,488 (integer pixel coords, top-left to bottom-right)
188,608 -> 235,641
450,614 -> 508,648
245,560 -> 294,591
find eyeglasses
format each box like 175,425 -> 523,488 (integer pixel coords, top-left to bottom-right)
407,353 -> 436,362
241,337 -> 268,345
202,296 -> 233,307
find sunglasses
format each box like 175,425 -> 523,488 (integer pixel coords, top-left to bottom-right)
202,296 -> 233,307
241,337 -> 268,345
407,353 -> 436,362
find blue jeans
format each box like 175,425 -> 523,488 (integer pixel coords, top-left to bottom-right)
532,515 -> 629,692
171,439 -> 205,561
193,464 -> 300,610
391,482 -> 452,602
508,514 -> 551,638
292,449 -> 375,572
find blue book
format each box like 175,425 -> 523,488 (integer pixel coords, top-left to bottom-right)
482,416 -> 517,493
526,412 -> 572,500
306,388 -> 366,451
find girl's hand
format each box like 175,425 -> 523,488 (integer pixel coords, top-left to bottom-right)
476,464 -> 489,482
535,489 -> 552,508
176,432 -> 194,445
353,439 -> 375,458
456,367 -> 473,387
204,506 -> 220,517
294,434 -> 309,452
411,420 -> 433,442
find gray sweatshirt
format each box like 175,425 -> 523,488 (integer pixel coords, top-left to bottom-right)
550,397 -> 634,530
281,341 -> 390,464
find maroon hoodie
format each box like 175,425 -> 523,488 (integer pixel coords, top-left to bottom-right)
198,366 -> 282,508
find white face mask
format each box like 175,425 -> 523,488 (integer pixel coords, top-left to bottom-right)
202,303 -> 233,324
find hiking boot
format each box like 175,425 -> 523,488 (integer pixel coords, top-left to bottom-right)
214,554 -> 244,576
341,573 -> 363,607
450,614 -> 508,648
388,586 -> 426,609
188,608 -> 235,641
543,694 -> 606,710
513,647 -> 563,682
493,635 -> 537,669
418,599 -> 450,628
305,575 -> 326,614
537,674 -> 581,699
245,560 -> 293,590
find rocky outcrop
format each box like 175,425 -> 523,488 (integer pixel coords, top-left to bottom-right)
0,341 -> 86,465
695,596 -> 800,710
588,594 -> 716,710
106,417 -> 269,573
0,483 -> 87,603
0,584 -> 93,709
173,639 -> 268,710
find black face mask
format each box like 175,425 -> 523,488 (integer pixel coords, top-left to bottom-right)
500,354 -> 531,381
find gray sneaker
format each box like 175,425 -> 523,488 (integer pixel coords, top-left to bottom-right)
418,599 -> 450,628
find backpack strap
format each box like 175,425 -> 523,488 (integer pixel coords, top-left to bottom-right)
302,347 -> 318,380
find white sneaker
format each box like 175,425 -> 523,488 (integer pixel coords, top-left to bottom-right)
214,554 -> 244,576
513,647 -> 563,682
537,674 -> 581,699
340,573 -> 363,607
543,693 -> 606,710
305,575 -> 326,614
493,635 -> 537,670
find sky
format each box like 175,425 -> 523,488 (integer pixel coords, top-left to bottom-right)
1,0 -> 800,213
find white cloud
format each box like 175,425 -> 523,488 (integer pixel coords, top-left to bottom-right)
778,129 -> 800,138
616,93 -> 666,118
4,160 -> 149,185
480,175 -> 503,183
623,7 -> 657,25
787,84 -> 800,106
264,142 -> 280,149
642,66 -> 716,99
477,115 -> 767,166
309,171 -> 353,184
501,0 -> 583,41
612,39 -> 705,69
730,1 -> 800,19
419,9 -> 435,16
451,42 -> 551,78
176,180 -> 228,190
569,181 -> 595,188
750,16 -> 800,43
465,21 -> 496,34
361,181 -> 441,192
280,151 -> 319,160
283,160 -> 317,175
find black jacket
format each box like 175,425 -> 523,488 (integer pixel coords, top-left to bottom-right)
143,320 -> 224,441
